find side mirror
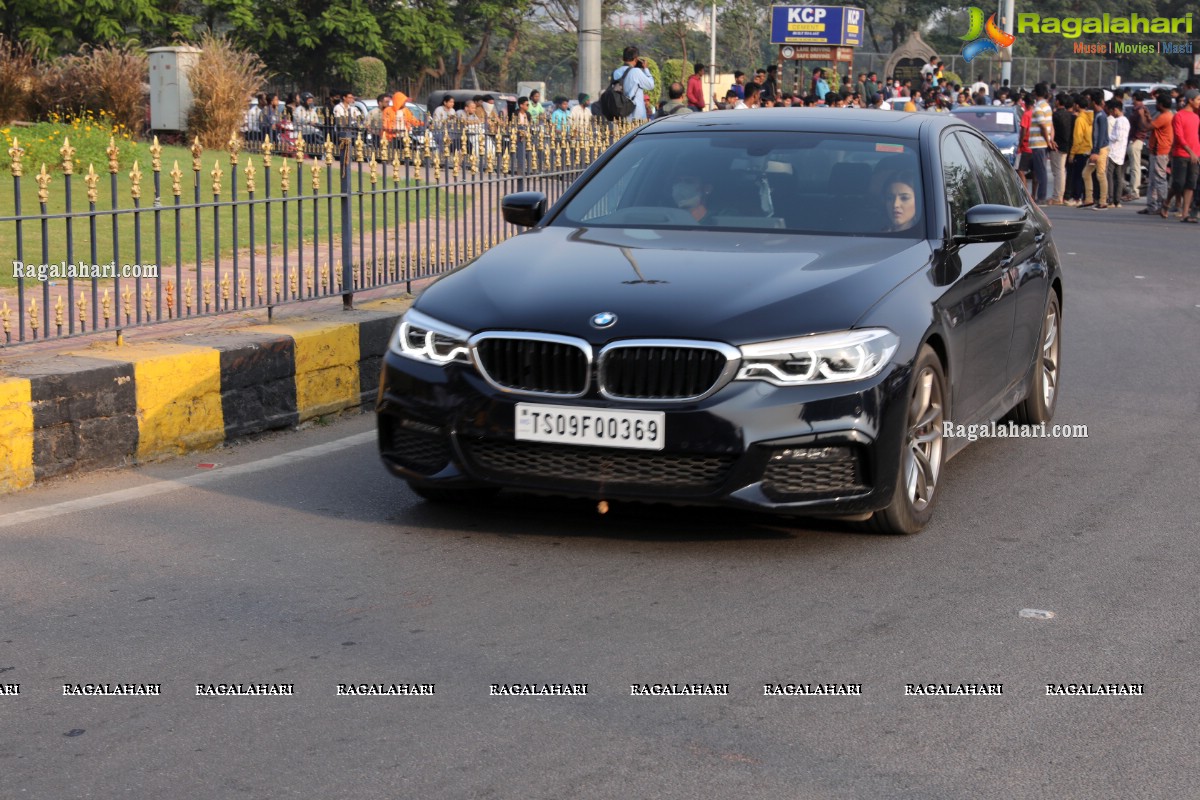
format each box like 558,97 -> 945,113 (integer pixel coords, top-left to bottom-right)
501,192 -> 548,227
961,204 -> 1027,243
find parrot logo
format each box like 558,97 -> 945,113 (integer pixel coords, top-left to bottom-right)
960,7 -> 1016,62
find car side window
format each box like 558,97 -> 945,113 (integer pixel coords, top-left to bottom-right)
957,132 -> 1022,208
940,134 -> 983,239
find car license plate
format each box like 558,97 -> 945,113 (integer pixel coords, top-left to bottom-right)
514,403 -> 665,451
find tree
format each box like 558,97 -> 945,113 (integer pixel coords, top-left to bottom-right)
0,0 -> 197,54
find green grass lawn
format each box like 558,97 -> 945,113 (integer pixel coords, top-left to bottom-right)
1,144 -> 471,289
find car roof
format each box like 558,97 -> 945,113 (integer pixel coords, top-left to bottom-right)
640,108 -> 957,138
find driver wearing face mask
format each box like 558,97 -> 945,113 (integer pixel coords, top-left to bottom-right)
671,175 -> 713,222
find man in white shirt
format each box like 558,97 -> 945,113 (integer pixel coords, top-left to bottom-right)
570,93 -> 592,124
613,46 -> 655,120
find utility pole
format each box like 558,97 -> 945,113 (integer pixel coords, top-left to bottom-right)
579,0 -> 603,102
705,1 -> 715,109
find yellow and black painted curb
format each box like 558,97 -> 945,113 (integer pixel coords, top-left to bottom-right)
0,298 -> 408,494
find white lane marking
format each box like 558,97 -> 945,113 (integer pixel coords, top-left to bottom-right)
1134,275 -> 1145,279
1019,608 -> 1056,620
0,431 -> 376,529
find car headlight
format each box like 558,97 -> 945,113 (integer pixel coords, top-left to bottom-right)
391,308 -> 471,365
736,329 -> 899,386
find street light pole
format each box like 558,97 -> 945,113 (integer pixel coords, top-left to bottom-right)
1000,0 -> 1014,86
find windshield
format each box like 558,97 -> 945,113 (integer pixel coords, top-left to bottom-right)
952,109 -> 1018,133
553,131 -> 925,237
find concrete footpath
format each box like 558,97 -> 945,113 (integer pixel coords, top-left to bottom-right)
0,292 -> 413,494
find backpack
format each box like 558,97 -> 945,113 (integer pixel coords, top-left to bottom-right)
600,67 -> 636,120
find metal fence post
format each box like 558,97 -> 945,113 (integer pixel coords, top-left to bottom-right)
340,138 -> 354,310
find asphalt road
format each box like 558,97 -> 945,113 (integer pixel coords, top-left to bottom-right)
2,204 -> 1199,799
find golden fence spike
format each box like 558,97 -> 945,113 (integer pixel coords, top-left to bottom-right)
310,159 -> 321,191
256,276 -> 265,304
244,159 -> 256,193
272,273 -> 281,302
451,148 -> 462,179
85,163 -> 100,203
8,137 -> 23,177
203,280 -> 213,311
129,160 -> 142,201
368,152 -> 378,185
354,133 -> 365,163
54,295 -> 64,328
168,160 -> 183,197
28,299 -> 38,334
323,135 -> 335,165
228,134 -> 242,165
121,286 -> 132,321
191,136 -> 203,172
102,288 -> 112,324
238,274 -> 248,304
35,163 -> 51,204
76,294 -> 87,329
183,281 -> 193,315
280,159 -> 291,193
60,136 -> 76,175
107,137 -> 120,174
149,135 -> 162,172
402,132 -> 413,163
391,146 -> 402,178
143,286 -> 152,319
210,160 -> 223,195
165,280 -> 174,317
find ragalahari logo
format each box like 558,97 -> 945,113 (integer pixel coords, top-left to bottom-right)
961,7 -> 1016,62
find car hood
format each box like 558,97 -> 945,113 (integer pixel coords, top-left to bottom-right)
415,226 -> 932,344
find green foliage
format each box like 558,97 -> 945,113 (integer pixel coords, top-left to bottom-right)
2,110 -> 144,175
940,70 -> 963,88
350,56 -> 387,97
641,56 -> 662,108
0,0 -> 196,55
660,59 -> 685,92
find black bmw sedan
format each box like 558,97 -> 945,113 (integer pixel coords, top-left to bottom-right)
376,110 -> 1063,534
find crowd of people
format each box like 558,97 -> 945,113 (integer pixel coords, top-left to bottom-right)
611,50 -> 1200,223
236,48 -> 1200,221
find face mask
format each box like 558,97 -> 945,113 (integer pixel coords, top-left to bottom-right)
672,182 -> 702,208
484,103 -> 494,114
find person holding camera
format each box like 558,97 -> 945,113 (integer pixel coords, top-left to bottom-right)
614,46 -> 656,121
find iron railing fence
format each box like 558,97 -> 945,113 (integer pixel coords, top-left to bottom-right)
2,116 -> 635,346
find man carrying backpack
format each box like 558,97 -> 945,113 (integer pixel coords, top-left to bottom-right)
608,46 -> 655,121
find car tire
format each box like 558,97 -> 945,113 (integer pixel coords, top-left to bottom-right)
1010,292 -> 1061,426
867,345 -> 946,535
407,482 -> 500,504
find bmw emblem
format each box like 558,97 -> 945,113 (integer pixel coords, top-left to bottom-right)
590,312 -> 617,329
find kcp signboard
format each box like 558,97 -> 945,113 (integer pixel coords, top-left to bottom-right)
770,6 -> 865,46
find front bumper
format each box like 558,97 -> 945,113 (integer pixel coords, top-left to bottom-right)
376,349 -> 913,515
